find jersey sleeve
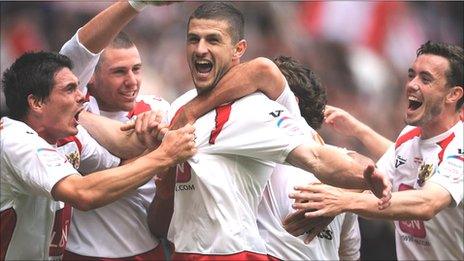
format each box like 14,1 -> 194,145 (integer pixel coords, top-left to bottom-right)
376,144 -> 396,184
1,128 -> 77,199
204,93 -> 310,164
338,213 -> 361,260
59,28 -> 101,94
429,139 -> 463,207
275,78 -> 301,117
75,125 -> 121,175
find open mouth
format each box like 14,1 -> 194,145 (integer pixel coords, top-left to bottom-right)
408,96 -> 423,111
120,90 -> 137,99
74,107 -> 84,122
195,59 -> 213,75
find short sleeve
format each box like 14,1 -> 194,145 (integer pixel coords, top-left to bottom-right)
2,130 -> 77,199
204,93 -> 309,164
60,28 -> 101,94
429,141 -> 463,207
275,78 -> 301,117
376,144 -> 396,183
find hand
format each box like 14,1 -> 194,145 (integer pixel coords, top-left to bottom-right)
157,124 -> 196,165
363,165 -> 392,209
324,105 -> 363,137
290,184 -> 346,218
0,119 -> 3,131
283,209 -> 334,244
121,110 -> 168,148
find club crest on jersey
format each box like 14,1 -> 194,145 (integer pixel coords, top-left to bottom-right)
65,151 -> 80,170
395,155 -> 406,168
417,163 -> 434,187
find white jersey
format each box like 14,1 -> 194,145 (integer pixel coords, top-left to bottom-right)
0,117 -> 119,260
167,90 -> 309,256
258,164 -> 361,260
377,121 -> 463,260
259,84 -> 360,260
66,95 -> 170,257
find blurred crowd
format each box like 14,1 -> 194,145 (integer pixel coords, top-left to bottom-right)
1,1 -> 462,260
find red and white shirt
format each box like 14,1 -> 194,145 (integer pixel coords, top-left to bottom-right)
377,121 -> 463,260
166,89 -> 310,257
65,95 -> 170,258
0,118 -> 118,260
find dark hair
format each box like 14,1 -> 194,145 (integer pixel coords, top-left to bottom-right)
188,2 -> 244,43
95,31 -> 135,71
2,51 -> 73,120
417,41 -> 464,111
274,55 -> 327,130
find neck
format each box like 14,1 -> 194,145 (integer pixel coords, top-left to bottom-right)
25,115 -> 57,145
420,111 -> 460,139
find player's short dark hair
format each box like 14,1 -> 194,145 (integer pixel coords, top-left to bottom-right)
417,41 -> 464,111
188,2 -> 244,44
2,51 -> 73,120
95,31 -> 135,71
274,55 -> 327,130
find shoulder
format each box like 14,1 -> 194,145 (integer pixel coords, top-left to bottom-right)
137,95 -> 171,111
169,89 -> 198,119
1,117 -> 45,150
394,125 -> 421,149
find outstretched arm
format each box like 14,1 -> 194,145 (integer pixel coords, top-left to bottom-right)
79,110 -> 167,159
290,182 -> 451,220
324,105 -> 393,160
170,57 -> 285,129
286,143 -> 391,204
52,125 -> 195,211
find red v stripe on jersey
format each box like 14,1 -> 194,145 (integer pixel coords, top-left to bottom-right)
127,100 -> 152,119
395,127 -> 421,149
57,136 -> 83,154
209,103 -> 233,144
437,132 -> 455,165
1,208 -> 17,260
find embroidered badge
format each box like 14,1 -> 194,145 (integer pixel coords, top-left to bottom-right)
65,151 -> 80,170
417,163 -> 434,187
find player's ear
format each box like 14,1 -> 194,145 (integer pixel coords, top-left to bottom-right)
233,39 -> 247,60
446,85 -> 463,105
27,94 -> 45,113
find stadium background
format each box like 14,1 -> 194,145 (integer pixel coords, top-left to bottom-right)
1,1 -> 463,259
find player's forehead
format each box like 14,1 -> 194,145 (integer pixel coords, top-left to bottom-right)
53,67 -> 78,87
187,18 -> 232,38
411,54 -> 450,77
101,47 -> 141,67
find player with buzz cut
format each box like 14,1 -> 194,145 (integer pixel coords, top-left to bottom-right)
64,31 -> 171,260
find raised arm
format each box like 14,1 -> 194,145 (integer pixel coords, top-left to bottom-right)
324,105 -> 393,160
52,125 -> 195,211
170,57 -> 285,129
77,1 -> 139,54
